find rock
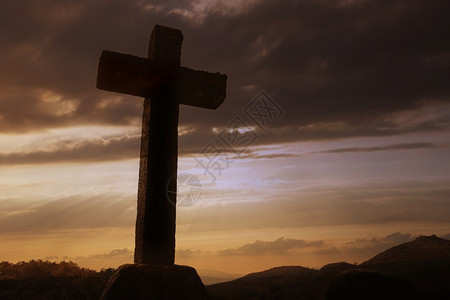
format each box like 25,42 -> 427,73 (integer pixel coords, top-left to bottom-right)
324,270 -> 418,300
100,264 -> 210,300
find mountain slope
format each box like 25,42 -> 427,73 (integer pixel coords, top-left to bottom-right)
362,235 -> 450,265
207,266 -> 327,299
361,235 -> 450,299
207,235 -> 450,300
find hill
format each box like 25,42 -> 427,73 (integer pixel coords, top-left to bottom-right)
207,235 -> 450,299
362,235 -> 450,265
207,266 -> 328,299
359,235 -> 450,299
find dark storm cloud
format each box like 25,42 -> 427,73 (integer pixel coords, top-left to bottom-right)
0,0 -> 160,132
1,0 -> 450,145
186,0 -> 450,136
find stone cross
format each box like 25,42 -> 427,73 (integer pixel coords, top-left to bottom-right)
96,25 -> 227,265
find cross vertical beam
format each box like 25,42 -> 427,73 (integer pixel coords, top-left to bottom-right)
135,26 -> 183,264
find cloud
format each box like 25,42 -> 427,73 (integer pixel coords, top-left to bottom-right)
218,237 -> 325,255
46,247 -> 205,269
191,233 -> 420,261
314,142 -> 441,154
46,248 -> 134,270
241,153 -> 300,159
216,233 -> 415,259
342,232 -> 414,255
228,141 -> 442,161
0,131 -> 442,165
1,0 -> 449,145
0,134 -> 140,165
176,248 -> 204,258
180,233 -> 418,259
74,248 -> 133,261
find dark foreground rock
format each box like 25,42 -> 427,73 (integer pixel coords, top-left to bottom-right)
101,264 -> 210,300
324,270 -> 418,300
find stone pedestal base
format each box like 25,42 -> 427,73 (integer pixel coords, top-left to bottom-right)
100,264 -> 210,300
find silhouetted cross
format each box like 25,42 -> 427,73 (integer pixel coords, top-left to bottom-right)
96,25 -> 227,265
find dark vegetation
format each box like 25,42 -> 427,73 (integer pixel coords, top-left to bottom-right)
1,235 -> 449,299
0,260 -> 114,299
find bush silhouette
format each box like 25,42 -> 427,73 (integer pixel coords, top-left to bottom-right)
0,260 -> 114,300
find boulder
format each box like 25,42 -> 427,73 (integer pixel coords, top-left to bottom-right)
101,264 -> 210,300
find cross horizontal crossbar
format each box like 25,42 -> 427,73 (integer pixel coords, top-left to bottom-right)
97,50 -> 227,109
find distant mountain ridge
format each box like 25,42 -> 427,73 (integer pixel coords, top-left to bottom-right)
207,235 -> 450,299
363,235 -> 450,265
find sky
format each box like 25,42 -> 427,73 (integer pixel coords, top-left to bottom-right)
1,0 -> 450,274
